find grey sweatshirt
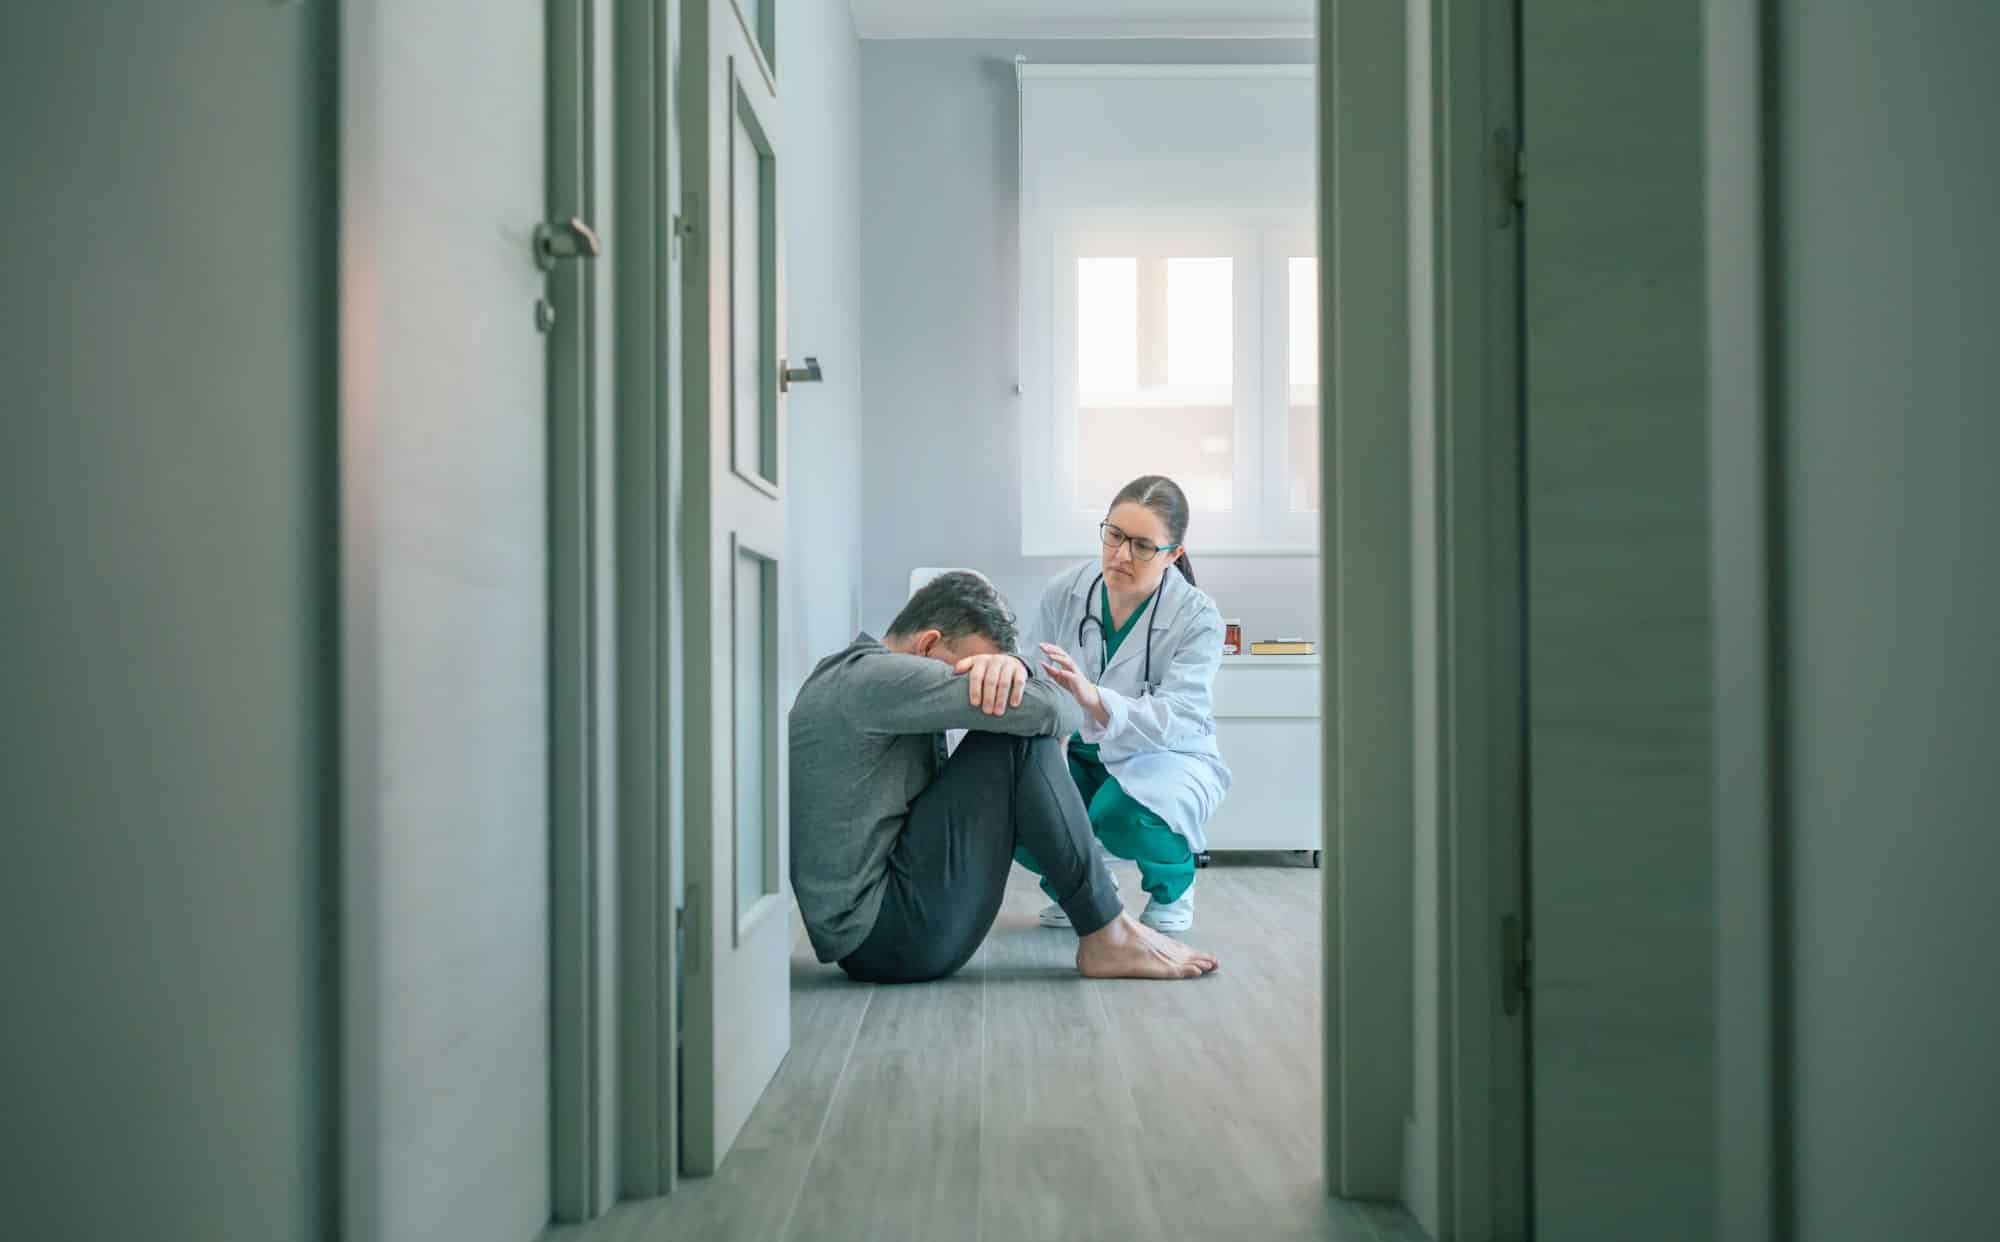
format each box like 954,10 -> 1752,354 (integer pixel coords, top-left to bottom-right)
788,633 -> 1085,962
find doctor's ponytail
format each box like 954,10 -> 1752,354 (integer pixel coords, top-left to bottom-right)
1112,475 -> 1198,588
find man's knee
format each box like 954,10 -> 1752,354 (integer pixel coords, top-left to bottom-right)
944,731 -> 1025,786
952,729 -> 1021,756
953,730 -> 1066,771
957,730 -> 1058,750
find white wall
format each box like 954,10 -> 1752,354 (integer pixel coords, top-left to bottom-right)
342,4 -> 553,1237
1776,4 -> 2000,1237
858,38 -> 1317,636
781,0 -> 867,699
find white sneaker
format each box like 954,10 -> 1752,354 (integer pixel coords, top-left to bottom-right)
1139,890 -> 1194,933
1038,865 -> 1119,927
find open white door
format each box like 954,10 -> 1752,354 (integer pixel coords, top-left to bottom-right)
680,0 -> 790,1175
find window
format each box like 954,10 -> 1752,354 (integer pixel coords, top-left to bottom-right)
1073,247 -> 1240,519
1018,65 -> 1316,555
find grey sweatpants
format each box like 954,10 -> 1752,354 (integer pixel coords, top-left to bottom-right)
838,732 -> 1125,984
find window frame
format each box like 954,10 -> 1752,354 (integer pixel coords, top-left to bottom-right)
1265,226 -> 1322,543
1021,206 -> 1318,557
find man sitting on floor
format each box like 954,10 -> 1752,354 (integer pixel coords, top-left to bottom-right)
789,570 -> 1220,984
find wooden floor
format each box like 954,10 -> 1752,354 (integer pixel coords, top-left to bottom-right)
548,856 -> 1428,1242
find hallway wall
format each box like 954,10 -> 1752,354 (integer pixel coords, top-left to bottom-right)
856,37 -> 1317,638
340,3 -> 554,1238
0,6 -> 336,1238
1775,3 -> 2000,1236
779,0 -> 868,702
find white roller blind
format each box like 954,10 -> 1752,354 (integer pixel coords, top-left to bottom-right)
1016,64 -> 1317,556
1019,65 -> 1315,214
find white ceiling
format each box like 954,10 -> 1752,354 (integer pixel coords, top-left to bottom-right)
848,0 -> 1314,40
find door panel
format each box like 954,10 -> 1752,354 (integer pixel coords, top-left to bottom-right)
682,0 -> 790,1175
732,541 -> 781,924
731,96 -> 780,490
1522,3 -> 1714,1239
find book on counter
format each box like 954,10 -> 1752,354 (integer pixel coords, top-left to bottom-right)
1249,638 -> 1315,656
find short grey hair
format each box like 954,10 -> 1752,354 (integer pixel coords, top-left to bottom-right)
886,570 -> 1019,652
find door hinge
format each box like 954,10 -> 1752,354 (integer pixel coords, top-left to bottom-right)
1493,128 -> 1524,225
682,883 -> 703,974
1503,914 -> 1531,1015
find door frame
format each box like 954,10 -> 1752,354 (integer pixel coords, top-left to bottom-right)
1410,1 -> 1529,1237
546,0 -> 611,1221
1316,0 -> 1414,1201
1316,0 -> 1528,1235
1394,4 -> 1780,1238
552,0 -> 689,1217
608,0 -> 686,1206
1705,2 -> 1785,1239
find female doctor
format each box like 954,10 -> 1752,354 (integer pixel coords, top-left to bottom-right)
1016,474 -> 1231,933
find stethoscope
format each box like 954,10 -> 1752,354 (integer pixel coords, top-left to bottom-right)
1077,569 -> 1171,688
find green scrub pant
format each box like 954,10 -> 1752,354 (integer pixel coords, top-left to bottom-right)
1015,750 -> 1197,906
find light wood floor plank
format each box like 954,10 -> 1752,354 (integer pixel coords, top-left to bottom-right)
978,879 -> 1163,1242
550,862 -> 1405,1242
778,939 -> 988,1242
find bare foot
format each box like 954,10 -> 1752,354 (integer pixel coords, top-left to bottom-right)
1075,911 -> 1220,980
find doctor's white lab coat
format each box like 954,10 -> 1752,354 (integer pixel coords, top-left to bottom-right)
1027,560 -> 1233,853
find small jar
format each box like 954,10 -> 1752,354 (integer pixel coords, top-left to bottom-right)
1222,619 -> 1243,655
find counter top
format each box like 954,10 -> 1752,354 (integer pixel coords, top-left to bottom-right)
1217,653 -> 1321,669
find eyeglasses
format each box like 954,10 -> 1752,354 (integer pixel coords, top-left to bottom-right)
1099,522 -> 1179,562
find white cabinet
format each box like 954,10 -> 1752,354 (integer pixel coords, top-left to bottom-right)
1204,656 -> 1322,856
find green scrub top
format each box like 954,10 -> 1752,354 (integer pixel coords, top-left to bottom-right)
1069,581 -> 1151,764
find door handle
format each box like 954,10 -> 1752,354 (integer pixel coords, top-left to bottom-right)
779,356 -> 823,392
534,216 -> 603,269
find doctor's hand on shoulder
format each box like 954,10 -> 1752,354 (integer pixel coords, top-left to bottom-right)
952,652 -> 1029,717
1037,643 -> 1111,729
